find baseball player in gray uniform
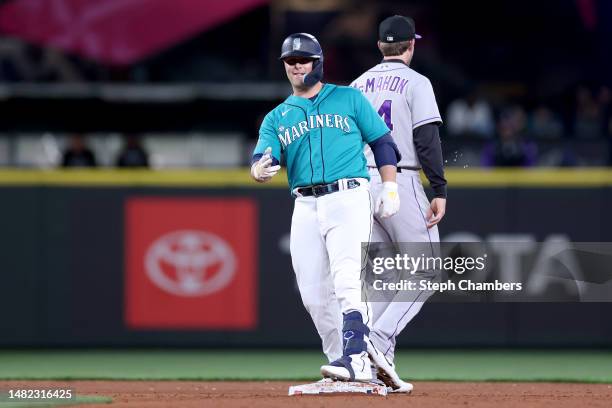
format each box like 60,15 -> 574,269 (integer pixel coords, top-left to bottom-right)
351,15 -> 447,392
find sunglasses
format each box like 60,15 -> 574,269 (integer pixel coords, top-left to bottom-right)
284,57 -> 315,66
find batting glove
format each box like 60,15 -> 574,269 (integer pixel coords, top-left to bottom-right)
251,147 -> 281,182
375,181 -> 400,218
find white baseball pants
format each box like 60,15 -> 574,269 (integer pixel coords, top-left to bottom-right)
289,180 -> 373,362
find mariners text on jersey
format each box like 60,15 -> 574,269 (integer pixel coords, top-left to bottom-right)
254,83 -> 390,191
278,114 -> 351,148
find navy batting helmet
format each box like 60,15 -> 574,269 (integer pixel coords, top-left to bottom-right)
279,33 -> 324,87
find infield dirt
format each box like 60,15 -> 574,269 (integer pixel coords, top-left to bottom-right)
1,380 -> 611,407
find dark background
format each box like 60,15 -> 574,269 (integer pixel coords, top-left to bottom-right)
1,184 -> 611,348
0,0 -> 611,350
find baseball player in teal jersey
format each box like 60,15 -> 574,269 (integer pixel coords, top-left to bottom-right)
251,33 -> 405,385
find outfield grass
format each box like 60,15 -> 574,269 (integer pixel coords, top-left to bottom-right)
0,350 -> 611,383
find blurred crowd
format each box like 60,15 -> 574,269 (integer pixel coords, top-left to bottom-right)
3,85 -> 611,169
61,134 -> 149,168
444,85 -> 612,167
0,0 -> 611,168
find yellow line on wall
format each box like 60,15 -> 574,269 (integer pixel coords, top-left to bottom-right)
0,169 -> 288,187
0,168 -> 611,187
445,168 -> 612,187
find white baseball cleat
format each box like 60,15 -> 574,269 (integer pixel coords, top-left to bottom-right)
366,339 -> 412,392
369,365 -> 412,392
387,381 -> 414,393
320,351 -> 373,383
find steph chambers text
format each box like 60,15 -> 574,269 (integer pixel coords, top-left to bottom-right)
372,279 -> 523,292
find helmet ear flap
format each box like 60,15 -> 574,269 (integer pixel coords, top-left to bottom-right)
303,57 -> 324,87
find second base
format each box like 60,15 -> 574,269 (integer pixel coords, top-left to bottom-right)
288,380 -> 388,396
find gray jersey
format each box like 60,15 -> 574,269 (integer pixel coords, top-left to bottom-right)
351,61 -> 442,168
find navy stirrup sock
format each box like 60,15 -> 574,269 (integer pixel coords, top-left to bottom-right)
342,311 -> 369,356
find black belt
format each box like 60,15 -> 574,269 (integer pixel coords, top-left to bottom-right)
296,179 -> 361,197
368,166 -> 421,172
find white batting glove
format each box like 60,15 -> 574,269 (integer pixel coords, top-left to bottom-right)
251,147 -> 281,182
375,181 -> 400,218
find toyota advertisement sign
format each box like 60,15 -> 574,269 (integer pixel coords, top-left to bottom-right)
124,197 -> 258,330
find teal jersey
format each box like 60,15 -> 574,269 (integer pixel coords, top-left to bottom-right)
254,83 -> 390,191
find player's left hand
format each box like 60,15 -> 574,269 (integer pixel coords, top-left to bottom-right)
426,197 -> 446,228
376,181 -> 400,218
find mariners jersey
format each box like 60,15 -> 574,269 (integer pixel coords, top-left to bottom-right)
351,61 -> 442,168
255,83 -> 390,191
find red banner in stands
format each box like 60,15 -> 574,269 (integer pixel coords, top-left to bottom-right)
0,0 -> 268,65
125,197 -> 258,330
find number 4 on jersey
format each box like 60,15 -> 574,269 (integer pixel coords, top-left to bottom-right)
377,100 -> 393,131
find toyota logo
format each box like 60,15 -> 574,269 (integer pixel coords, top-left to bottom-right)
144,230 -> 236,297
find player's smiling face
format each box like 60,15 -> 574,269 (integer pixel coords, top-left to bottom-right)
283,57 -> 314,88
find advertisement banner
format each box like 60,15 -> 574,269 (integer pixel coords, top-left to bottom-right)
125,197 -> 258,330
0,0 -> 268,65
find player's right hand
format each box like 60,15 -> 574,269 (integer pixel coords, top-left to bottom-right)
251,147 -> 281,182
426,197 -> 446,228
375,181 -> 400,218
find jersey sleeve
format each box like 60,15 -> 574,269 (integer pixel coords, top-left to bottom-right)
352,89 -> 390,143
253,111 -> 282,162
407,78 -> 442,129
